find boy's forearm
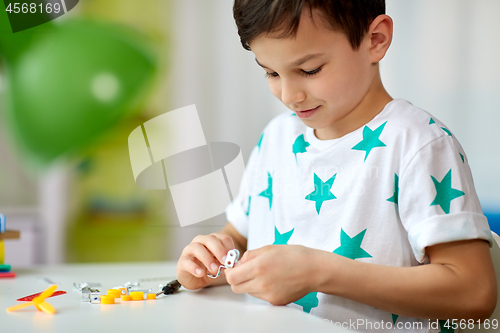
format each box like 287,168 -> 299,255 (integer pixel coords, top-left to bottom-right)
311,239 -> 496,321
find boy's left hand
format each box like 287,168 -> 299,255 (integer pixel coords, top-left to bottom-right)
225,245 -> 319,305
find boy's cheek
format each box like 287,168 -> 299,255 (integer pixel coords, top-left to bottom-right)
268,82 -> 281,101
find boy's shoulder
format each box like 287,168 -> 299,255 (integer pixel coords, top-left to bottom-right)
377,99 -> 456,147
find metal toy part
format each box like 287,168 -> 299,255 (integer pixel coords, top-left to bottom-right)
207,249 -> 240,279
81,287 -> 100,302
73,282 -> 101,292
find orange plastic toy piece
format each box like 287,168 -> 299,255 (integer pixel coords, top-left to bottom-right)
117,287 -> 128,296
146,293 -> 156,300
6,285 -> 58,315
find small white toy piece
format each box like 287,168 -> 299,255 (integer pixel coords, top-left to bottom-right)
207,249 -> 240,278
90,290 -> 101,304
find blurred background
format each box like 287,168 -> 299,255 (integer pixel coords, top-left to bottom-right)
0,0 -> 499,266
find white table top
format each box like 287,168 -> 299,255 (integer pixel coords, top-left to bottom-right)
0,262 -> 348,333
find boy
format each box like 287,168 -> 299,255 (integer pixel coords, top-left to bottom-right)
177,0 -> 497,331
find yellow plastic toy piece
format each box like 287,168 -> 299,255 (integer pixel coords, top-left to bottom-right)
106,289 -> 121,298
100,295 -> 115,304
146,293 -> 156,300
0,240 -> 4,264
129,291 -> 144,301
6,285 -> 57,315
121,295 -> 131,301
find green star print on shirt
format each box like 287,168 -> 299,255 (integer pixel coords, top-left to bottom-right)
273,226 -> 294,245
294,292 -> 319,313
272,225 -> 320,313
245,196 -> 251,216
292,134 -> 310,165
256,133 -> 264,152
387,173 -> 399,204
430,169 -> 464,214
352,121 -> 387,161
259,172 -> 273,209
441,127 -> 452,137
305,173 -> 337,214
333,229 -> 372,260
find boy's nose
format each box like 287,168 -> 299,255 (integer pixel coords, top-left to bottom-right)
280,80 -> 306,106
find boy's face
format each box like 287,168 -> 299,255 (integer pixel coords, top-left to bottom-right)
249,8 -> 381,140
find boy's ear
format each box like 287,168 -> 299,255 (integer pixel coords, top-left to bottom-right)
367,14 -> 393,63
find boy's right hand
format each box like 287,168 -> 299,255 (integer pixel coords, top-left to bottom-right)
176,233 -> 235,290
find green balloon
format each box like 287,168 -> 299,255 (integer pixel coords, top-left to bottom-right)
1,19 -> 157,166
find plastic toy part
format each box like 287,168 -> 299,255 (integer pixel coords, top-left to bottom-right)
18,290 -> 66,302
117,287 -> 128,295
106,289 -> 121,298
0,264 -> 11,272
0,240 -> 4,264
6,285 -> 58,314
0,272 -> 16,278
0,214 -> 5,233
146,293 -> 156,300
100,296 -> 115,304
90,291 -> 101,304
130,291 -> 144,301
121,295 -> 131,302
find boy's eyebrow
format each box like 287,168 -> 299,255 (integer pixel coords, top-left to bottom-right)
255,53 -> 325,69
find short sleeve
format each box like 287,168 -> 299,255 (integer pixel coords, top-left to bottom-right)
398,135 -> 494,263
225,144 -> 261,240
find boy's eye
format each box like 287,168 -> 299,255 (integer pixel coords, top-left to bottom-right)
265,71 -> 279,78
302,66 -> 322,76
264,66 -> 322,78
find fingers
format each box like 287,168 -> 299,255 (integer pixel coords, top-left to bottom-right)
238,245 -> 267,263
181,233 -> 236,277
226,245 -> 273,287
178,254 -> 205,278
208,233 -> 235,263
225,254 -> 260,286
215,233 -> 236,259
182,242 -> 217,276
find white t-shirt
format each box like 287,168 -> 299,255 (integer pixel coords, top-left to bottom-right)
226,99 -> 493,332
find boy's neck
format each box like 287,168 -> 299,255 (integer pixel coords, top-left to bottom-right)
314,68 -> 393,141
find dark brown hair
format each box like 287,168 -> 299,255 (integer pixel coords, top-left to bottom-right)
233,0 -> 385,50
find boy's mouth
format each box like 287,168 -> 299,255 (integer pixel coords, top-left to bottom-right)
295,106 -> 319,119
